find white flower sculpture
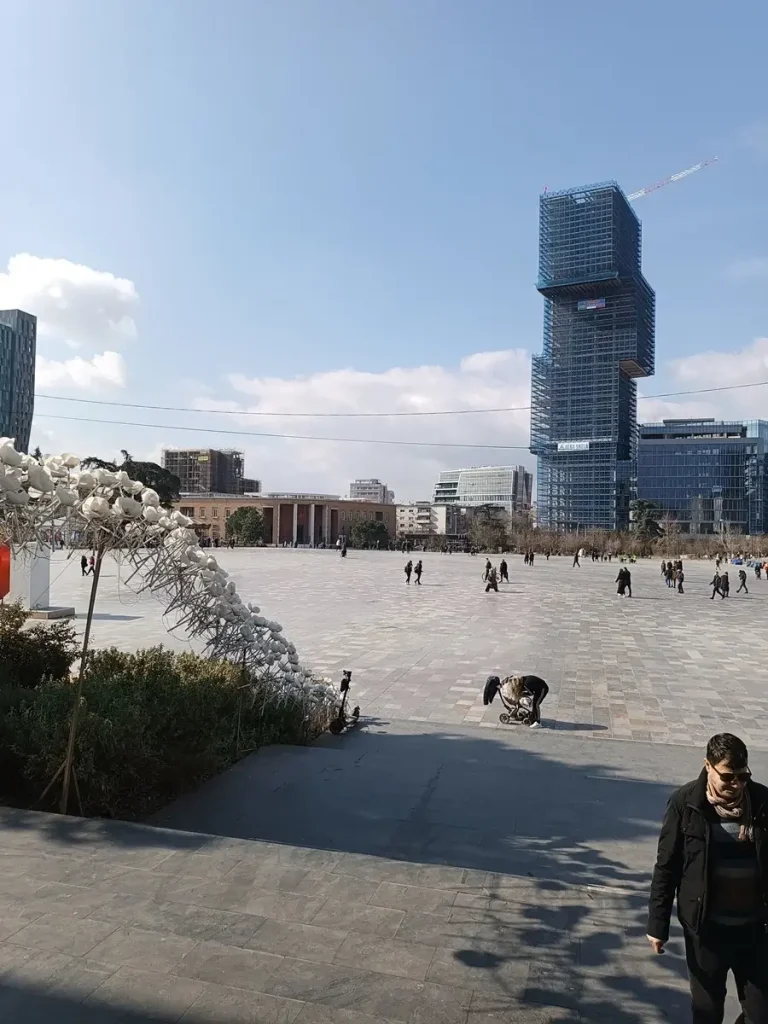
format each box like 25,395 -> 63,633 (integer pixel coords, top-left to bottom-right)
0,438 -> 336,714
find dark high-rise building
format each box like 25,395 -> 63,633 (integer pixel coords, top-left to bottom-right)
0,309 -> 37,453
162,448 -> 245,494
530,183 -> 655,531
637,419 -> 768,536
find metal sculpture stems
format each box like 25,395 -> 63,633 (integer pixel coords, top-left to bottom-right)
59,546 -> 104,814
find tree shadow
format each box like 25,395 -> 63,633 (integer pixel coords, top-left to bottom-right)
147,723 -> 721,1021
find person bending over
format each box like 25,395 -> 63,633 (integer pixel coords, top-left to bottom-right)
502,674 -> 549,728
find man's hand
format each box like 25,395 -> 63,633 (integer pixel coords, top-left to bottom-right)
646,935 -> 665,955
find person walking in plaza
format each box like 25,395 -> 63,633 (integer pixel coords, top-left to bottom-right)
529,550 -> 535,566
755,564 -> 762,581
483,558 -> 492,581
80,554 -> 88,577
524,551 -> 529,565
710,572 -> 722,600
485,566 -> 499,593
677,567 -> 685,594
572,550 -> 580,568
647,733 -> 768,1024
616,566 -> 632,597
499,558 -> 509,583
661,559 -> 667,578
719,571 -> 730,599
737,570 -> 749,594
87,554 -> 95,575
414,559 -> 423,585
404,559 -> 413,584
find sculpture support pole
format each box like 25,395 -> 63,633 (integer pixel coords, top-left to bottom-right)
59,545 -> 104,815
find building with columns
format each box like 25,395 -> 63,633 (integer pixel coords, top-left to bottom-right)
175,493 -> 396,546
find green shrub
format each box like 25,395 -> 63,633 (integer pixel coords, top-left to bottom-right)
0,601 -> 78,689
2,646 -> 333,818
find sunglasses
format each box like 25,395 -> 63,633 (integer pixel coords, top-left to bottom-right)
709,763 -> 752,785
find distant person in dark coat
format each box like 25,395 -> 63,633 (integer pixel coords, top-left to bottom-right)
737,570 -> 749,594
499,559 -> 509,583
404,560 -> 413,584
414,560 -> 423,585
80,555 -> 88,576
719,571 -> 730,599
485,567 -> 499,593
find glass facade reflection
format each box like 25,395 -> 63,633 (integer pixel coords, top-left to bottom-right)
0,309 -> 37,453
637,419 -> 768,535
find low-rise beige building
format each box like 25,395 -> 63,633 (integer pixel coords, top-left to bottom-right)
175,493 -> 396,546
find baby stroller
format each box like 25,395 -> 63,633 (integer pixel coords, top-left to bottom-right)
482,675 -> 534,726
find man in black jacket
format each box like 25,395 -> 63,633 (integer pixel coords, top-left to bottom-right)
647,733 -> 768,1023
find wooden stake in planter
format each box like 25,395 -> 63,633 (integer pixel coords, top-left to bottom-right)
37,546 -> 104,815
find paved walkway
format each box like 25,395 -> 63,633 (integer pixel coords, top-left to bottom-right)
2,724 -> 755,1022
49,550 -> 768,749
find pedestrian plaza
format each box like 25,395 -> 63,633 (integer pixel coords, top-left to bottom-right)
2,548 -> 765,1021
53,548 -> 768,750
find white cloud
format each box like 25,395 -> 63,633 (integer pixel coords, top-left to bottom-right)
0,254 -> 138,349
640,336 -> 768,423
0,253 -> 139,393
727,257 -> 768,282
36,351 -> 127,390
194,349 -> 533,501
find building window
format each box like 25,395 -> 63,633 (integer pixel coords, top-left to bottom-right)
212,508 -> 218,518
225,509 -> 231,518
198,508 -> 206,518
180,506 -> 194,517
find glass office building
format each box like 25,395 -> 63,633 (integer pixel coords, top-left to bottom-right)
433,466 -> 532,512
0,309 -> 37,453
637,419 -> 768,536
530,183 -> 655,531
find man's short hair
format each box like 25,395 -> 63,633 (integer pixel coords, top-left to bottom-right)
706,733 -> 748,769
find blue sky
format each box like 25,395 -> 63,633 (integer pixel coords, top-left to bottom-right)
1,0 -> 767,499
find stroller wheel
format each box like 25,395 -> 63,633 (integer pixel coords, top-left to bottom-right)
328,717 -> 344,735
499,713 -> 511,725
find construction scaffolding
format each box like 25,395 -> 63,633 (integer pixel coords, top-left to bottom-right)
531,183 -> 656,532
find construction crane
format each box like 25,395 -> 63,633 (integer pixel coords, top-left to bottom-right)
627,157 -> 718,202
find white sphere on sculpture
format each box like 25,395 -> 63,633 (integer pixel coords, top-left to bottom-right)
141,488 -> 161,507
76,471 -> 96,491
5,488 -> 29,505
81,495 -> 111,519
93,468 -> 119,488
61,453 -> 80,469
54,484 -> 79,507
0,441 -> 23,468
142,505 -> 161,524
114,495 -> 143,518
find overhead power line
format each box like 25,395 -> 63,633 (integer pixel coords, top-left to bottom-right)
33,378 -> 768,419
34,413 -> 531,450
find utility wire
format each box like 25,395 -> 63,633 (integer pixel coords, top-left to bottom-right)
34,413 -> 531,450
33,378 -> 768,419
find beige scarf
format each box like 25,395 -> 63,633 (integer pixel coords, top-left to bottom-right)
706,780 -> 753,841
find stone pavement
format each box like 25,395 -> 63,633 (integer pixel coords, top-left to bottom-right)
49,549 -> 768,749
2,723 -> 756,1022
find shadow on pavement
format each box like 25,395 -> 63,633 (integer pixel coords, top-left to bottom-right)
0,984 -> 165,1024
148,722 -> 709,1021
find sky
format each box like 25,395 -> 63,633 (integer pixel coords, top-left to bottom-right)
1,0 -> 767,501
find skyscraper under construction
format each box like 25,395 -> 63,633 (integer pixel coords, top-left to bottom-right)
530,182 -> 655,531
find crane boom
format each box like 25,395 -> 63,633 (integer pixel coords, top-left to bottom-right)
627,157 -> 718,201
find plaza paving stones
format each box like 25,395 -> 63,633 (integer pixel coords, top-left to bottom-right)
48,549 -> 768,748
2,549 -> 763,1019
